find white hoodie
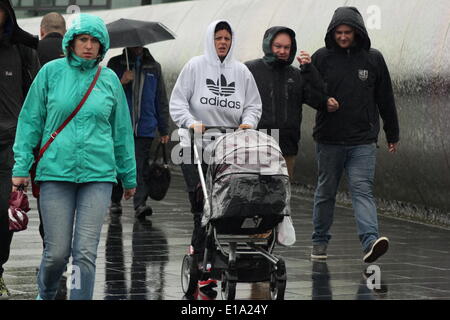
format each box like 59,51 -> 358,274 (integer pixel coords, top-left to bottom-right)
170,20 -> 262,147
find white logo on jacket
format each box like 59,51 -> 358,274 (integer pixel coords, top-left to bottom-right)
358,69 -> 369,81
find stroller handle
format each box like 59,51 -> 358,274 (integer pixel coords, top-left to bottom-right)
188,126 -> 238,134
188,126 -> 238,143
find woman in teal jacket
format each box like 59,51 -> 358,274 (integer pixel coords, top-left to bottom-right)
11,14 -> 136,300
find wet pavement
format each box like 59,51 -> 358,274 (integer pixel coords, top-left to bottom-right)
4,169 -> 450,300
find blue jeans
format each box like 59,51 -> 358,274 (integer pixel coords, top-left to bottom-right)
312,143 -> 379,252
38,182 -> 112,300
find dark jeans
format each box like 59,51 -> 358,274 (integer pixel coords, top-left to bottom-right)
111,137 -> 153,210
0,143 -> 14,277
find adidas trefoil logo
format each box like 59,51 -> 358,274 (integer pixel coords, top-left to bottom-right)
201,74 -> 241,109
206,74 -> 235,97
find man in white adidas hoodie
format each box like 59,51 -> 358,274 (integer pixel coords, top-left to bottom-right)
170,20 -> 262,296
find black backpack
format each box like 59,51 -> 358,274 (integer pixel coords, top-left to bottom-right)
144,142 -> 171,201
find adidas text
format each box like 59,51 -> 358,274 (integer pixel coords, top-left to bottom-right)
200,96 -> 241,109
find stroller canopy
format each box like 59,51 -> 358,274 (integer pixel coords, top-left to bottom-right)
206,129 -> 289,180
202,130 -> 291,232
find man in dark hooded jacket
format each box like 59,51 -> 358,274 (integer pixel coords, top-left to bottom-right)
310,7 -> 399,263
0,0 -> 39,298
245,27 -> 327,179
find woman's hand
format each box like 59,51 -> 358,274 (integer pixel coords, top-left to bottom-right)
239,124 -> 253,130
189,123 -> 206,133
11,177 -> 29,192
123,188 -> 136,200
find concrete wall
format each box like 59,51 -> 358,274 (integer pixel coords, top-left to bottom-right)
18,0 -> 450,211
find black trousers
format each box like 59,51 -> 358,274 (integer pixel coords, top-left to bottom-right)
180,146 -> 209,255
0,143 -> 14,277
111,137 -> 154,210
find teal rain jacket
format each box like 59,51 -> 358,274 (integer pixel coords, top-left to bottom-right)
12,14 -> 137,189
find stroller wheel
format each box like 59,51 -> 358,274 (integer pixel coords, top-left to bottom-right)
221,273 -> 236,300
181,255 -> 199,296
270,258 -> 286,300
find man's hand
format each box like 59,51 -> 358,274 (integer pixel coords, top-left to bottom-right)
160,135 -> 170,144
123,188 -> 136,200
239,124 -> 253,130
296,50 -> 311,65
388,142 -> 398,153
120,70 -> 134,85
11,177 -> 29,192
189,123 -> 206,133
327,97 -> 340,112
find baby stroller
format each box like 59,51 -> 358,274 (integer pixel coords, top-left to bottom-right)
180,128 -> 291,300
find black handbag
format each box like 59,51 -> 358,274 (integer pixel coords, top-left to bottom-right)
145,142 -> 171,201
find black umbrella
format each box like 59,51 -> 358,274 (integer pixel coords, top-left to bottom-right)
106,18 -> 176,69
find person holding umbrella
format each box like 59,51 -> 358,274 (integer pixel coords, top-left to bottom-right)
107,47 -> 169,220
106,19 -> 172,220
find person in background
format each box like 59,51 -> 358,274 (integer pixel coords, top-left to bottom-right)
245,26 -> 327,180
107,46 -> 169,221
38,12 -> 66,66
0,0 -> 39,298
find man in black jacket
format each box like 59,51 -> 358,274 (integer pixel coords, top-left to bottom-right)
245,27 -> 327,179
0,0 -> 39,298
310,7 -> 399,263
38,12 -> 65,66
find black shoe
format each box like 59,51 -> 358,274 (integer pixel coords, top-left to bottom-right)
110,202 -> 122,215
363,237 -> 389,263
55,275 -> 67,300
311,244 -> 328,260
135,205 -> 152,220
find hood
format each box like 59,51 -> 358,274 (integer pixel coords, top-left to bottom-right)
325,6 -> 371,51
0,0 -> 38,49
62,13 -> 110,63
120,47 -> 156,66
204,20 -> 235,65
262,26 -> 297,67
